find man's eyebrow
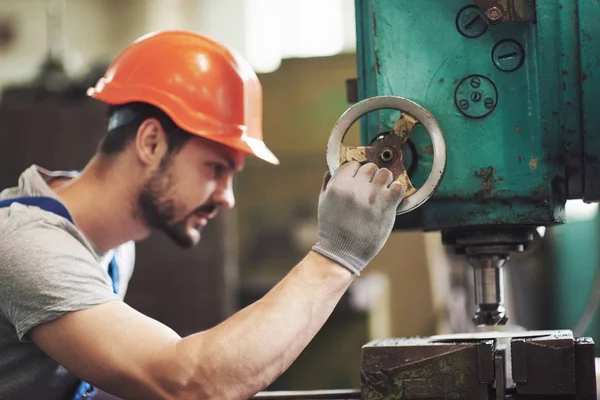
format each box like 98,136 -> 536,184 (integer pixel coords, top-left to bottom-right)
213,155 -> 242,171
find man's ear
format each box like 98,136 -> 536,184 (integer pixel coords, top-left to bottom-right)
134,118 -> 168,166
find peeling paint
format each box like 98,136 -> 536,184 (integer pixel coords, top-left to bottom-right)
518,155 -> 523,163
474,166 -> 496,196
514,125 -> 521,133
529,157 -> 538,171
424,145 -> 433,154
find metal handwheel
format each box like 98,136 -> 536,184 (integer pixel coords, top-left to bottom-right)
326,95 -> 447,215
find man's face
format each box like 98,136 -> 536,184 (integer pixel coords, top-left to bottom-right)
137,136 -> 244,248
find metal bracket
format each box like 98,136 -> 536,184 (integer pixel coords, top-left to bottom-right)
474,0 -> 536,24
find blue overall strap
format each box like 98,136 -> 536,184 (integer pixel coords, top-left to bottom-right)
0,196 -> 120,400
107,256 -> 120,296
0,196 -> 73,223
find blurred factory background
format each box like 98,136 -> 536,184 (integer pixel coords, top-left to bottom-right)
1,0 -> 599,395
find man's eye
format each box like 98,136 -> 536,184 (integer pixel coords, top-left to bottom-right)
211,164 -> 226,178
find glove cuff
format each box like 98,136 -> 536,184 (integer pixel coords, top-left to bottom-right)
311,244 -> 362,276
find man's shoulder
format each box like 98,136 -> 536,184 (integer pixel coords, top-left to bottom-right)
0,203 -> 94,258
0,201 -> 69,232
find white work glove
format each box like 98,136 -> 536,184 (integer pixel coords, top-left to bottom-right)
312,162 -> 405,275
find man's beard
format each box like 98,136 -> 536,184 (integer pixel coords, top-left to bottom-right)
137,165 -> 216,248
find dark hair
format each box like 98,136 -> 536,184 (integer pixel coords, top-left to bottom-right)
98,102 -> 191,156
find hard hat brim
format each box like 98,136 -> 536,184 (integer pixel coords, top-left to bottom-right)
87,82 -> 280,165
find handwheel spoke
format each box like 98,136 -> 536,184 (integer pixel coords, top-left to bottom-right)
396,170 -> 417,197
393,112 -> 419,144
339,145 -> 378,164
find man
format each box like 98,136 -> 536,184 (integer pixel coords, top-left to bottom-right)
0,30 -> 404,400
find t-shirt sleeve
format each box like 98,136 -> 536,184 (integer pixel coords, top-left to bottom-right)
0,215 -> 120,341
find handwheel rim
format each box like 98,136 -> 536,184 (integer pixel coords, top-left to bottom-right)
326,96 -> 447,215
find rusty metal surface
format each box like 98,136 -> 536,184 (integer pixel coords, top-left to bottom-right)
361,337 -> 492,399
575,338 -> 597,400
359,330 -> 596,399
511,334 -> 576,395
392,112 -> 418,143
249,331 -> 596,400
474,0 -> 536,23
253,389 -> 361,399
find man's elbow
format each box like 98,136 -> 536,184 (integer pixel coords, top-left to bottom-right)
160,367 -> 252,400
159,340 -> 269,400
143,356 -> 215,400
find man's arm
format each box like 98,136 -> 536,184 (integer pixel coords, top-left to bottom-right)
30,162 -> 404,400
31,252 -> 352,400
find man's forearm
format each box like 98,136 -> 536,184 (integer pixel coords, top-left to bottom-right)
175,251 -> 354,399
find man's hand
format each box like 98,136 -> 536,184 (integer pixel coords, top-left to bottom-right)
312,162 -> 405,275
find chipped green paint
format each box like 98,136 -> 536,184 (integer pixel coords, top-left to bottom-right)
474,166 -> 497,196
529,157 -> 538,171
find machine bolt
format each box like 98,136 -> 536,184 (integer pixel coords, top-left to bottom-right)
486,7 -> 503,23
470,77 -> 481,88
484,97 -> 495,109
380,148 -> 395,163
458,99 -> 470,110
471,92 -> 482,102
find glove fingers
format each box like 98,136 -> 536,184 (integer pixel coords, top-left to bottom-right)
388,181 -> 406,206
333,161 -> 361,181
356,162 -> 379,182
371,168 -> 394,186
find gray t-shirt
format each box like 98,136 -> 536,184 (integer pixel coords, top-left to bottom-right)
0,165 -> 135,400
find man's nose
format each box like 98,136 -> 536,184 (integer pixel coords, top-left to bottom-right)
214,178 -> 235,210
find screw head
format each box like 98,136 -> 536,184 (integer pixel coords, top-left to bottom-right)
458,99 -> 470,110
486,7 -> 503,22
484,97 -> 495,109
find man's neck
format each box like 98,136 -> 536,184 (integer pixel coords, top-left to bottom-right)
53,157 -> 150,253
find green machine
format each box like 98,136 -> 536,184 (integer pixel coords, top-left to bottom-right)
252,1 -> 600,399
328,0 -> 600,328
302,0 -> 600,398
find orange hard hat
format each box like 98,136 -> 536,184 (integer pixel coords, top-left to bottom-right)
87,30 -> 279,165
